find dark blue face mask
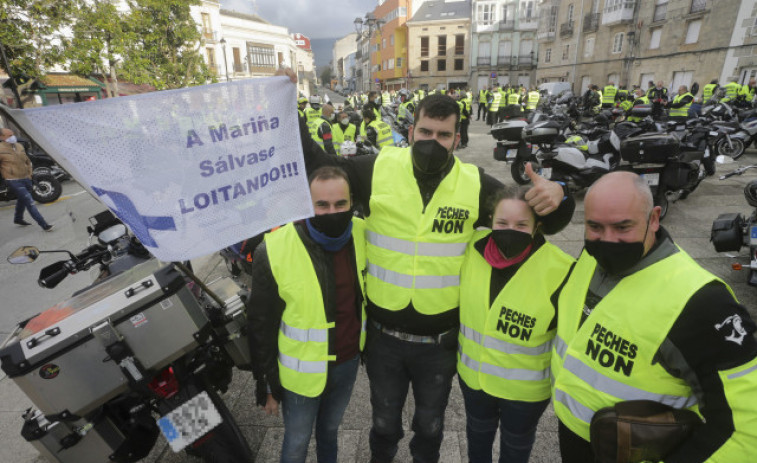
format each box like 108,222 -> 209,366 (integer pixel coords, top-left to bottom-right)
306,210 -> 354,252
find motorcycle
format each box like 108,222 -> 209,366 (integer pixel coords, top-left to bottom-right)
0,170 -> 63,204
2,211 -> 254,463
711,163 -> 757,286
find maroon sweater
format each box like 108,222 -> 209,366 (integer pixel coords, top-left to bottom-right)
331,245 -> 361,363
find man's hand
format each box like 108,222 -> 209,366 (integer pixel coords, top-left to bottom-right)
274,67 -> 297,84
524,163 -> 564,216
263,394 -> 279,416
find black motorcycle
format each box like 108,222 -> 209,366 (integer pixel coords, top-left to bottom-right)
0,170 -> 63,204
3,211 -> 254,463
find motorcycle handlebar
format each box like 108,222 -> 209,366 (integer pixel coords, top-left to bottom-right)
38,261 -> 71,288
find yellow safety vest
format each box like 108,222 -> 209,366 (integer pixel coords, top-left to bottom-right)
702,84 -> 717,103
332,122 -> 357,154
417,90 -> 426,101
398,101 -> 414,122
489,92 -> 502,112
266,219 -> 367,397
305,107 -> 322,124
308,117 -> 330,151
724,81 -> 740,101
602,86 -> 617,104
526,91 -> 540,110
368,119 -> 394,148
508,92 -> 521,107
382,91 -> 391,106
552,248 -> 725,440
458,230 -> 574,401
479,90 -> 487,103
366,147 -> 480,314
457,100 -> 467,121
669,92 -> 693,118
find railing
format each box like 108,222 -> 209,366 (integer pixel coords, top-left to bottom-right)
538,29 -> 556,41
477,56 -> 491,66
653,3 -> 667,22
518,55 -> 535,68
499,19 -> 515,31
560,21 -> 574,38
690,0 -> 706,13
583,13 -> 599,32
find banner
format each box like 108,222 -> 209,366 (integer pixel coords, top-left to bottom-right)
6,77 -> 313,261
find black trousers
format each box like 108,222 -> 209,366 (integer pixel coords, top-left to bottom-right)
558,420 -> 596,463
460,119 -> 469,146
477,103 -> 487,120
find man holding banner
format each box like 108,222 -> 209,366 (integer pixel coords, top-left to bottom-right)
279,69 -> 575,463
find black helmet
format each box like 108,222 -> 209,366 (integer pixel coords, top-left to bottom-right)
745,180 -> 757,208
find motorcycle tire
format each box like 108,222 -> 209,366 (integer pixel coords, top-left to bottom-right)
190,387 -> 255,463
716,137 -> 746,160
31,172 -> 62,203
511,160 -> 532,185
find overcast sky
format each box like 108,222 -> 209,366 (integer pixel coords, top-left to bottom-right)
221,0 -> 377,39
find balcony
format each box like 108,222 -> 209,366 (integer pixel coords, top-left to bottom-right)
537,29 -> 556,41
518,55 -> 535,69
653,3 -> 667,22
602,0 -> 636,25
560,21 -> 574,38
477,56 -> 492,66
474,21 -> 499,33
203,30 -> 220,44
519,15 -> 538,30
690,0 -> 706,14
499,19 -> 515,31
583,13 -> 600,32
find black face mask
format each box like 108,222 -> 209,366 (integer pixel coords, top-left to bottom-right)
491,229 -> 533,258
411,139 -> 453,174
584,240 -> 645,275
309,209 -> 353,238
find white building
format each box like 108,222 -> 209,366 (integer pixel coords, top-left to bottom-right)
332,33 -> 358,91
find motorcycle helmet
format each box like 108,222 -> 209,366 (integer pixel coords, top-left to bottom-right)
745,180 -> 757,208
297,96 -> 308,105
340,141 -> 357,157
309,95 -> 322,105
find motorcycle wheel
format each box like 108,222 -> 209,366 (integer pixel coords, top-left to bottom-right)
511,160 -> 532,185
716,137 -> 746,160
31,173 -> 62,203
190,387 -> 255,463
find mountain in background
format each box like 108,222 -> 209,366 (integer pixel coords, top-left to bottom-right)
309,37 -> 339,67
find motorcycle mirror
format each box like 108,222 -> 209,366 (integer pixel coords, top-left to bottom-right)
716,154 -> 735,164
7,246 -> 40,264
97,224 -> 127,245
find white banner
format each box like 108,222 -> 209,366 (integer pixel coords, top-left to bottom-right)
6,77 -> 313,261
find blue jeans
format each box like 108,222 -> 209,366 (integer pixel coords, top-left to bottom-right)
366,325 -> 458,463
459,377 -> 549,463
280,355 -> 359,463
6,178 -> 49,228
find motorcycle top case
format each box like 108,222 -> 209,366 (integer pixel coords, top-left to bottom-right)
711,213 -> 744,253
490,120 -> 528,141
522,120 -> 561,144
629,104 -> 653,118
620,133 -> 680,163
0,260 -> 209,418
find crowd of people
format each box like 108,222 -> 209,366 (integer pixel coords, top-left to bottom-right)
244,68 -> 757,463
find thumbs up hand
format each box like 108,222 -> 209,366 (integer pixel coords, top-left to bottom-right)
523,163 -> 565,216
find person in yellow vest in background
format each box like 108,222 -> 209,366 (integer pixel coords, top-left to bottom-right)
552,171 -> 757,463
738,78 -> 756,105
308,103 -> 337,155
361,108 -> 393,150
702,79 -> 719,105
458,186 -> 574,463
722,80 -> 741,103
507,87 -> 522,117
382,89 -> 391,107
397,89 -> 416,125
526,87 -> 540,112
297,96 -> 308,120
488,83 -> 502,126
360,91 -> 384,138
668,85 -> 694,122
625,88 -> 650,123
415,88 -> 426,102
305,95 -> 323,125
455,90 -> 471,149
477,87 -> 489,121
332,110 -> 357,155
247,166 -> 367,463
498,85 -> 510,123
602,82 -> 617,109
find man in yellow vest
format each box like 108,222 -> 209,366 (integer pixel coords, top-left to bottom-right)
308,103 -> 337,155
602,82 -> 617,109
668,85 -> 694,122
248,166 -> 367,463
477,87 -> 489,121
455,91 -> 471,149
702,79 -> 719,105
526,87 -> 540,112
297,96 -> 308,120
361,108 -> 394,150
552,171 -> 757,463
305,95 -> 323,125
488,83 -> 502,126
332,110 -> 357,155
290,85 -> 574,462
722,80 -> 741,103
738,78 -> 756,105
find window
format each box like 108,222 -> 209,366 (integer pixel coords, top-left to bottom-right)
477,2 -> 496,25
454,59 -> 464,71
420,36 -> 429,57
649,28 -> 662,49
455,34 -> 465,55
671,70 -> 694,92
438,59 -> 446,71
438,36 -> 447,56
383,60 -> 387,70
382,38 -> 386,49
498,41 -> 511,65
388,59 -> 394,70
382,6 -> 408,22
206,47 -> 216,69
567,4 -> 574,22
549,5 -> 558,30
478,41 -> 491,58
201,13 -> 212,37
420,60 -> 429,72
501,4 -> 508,22
247,43 -> 276,70
232,47 -> 242,72
653,0 -> 668,22
584,37 -> 595,57
523,1 -> 534,20
612,32 -> 624,53
562,44 -> 570,60
685,20 -> 702,44
390,35 -> 394,46
396,57 -> 403,68
545,48 -> 551,63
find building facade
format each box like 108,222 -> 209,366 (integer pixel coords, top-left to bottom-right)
332,33 -> 359,91
470,0 -> 538,93
407,0 -> 472,91
372,0 -> 412,91
534,0 -> 743,95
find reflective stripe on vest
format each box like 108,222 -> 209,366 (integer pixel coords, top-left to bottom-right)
332,123 -> 356,153
457,231 -> 573,401
266,219 -> 367,397
369,120 -> 393,148
508,93 -> 520,105
366,147 -> 480,314
479,90 -> 487,103
602,86 -> 617,104
308,117 -> 330,150
527,91 -> 540,110
669,93 -> 693,118
703,84 -> 717,103
305,107 -> 321,124
551,248 -> 726,439
489,92 -> 501,112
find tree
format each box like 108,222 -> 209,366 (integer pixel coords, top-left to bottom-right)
319,65 -> 332,87
120,0 -> 214,90
0,0 -> 77,80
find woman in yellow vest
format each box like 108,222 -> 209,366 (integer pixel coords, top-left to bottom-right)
458,186 -> 574,463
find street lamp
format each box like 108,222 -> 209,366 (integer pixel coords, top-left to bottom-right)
353,13 -> 384,40
220,37 -> 230,82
